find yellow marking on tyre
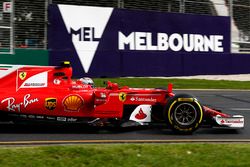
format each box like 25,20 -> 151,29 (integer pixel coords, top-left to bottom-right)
168,100 -> 177,125
168,99 -> 203,131
194,101 -> 203,124
177,98 -> 194,102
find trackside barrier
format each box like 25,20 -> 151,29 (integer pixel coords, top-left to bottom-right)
48,4 -> 244,78
49,51 -> 250,77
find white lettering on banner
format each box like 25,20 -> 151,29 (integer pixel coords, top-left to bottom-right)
1,94 -> 39,112
135,32 -> 146,50
119,32 -> 135,50
118,31 -> 224,52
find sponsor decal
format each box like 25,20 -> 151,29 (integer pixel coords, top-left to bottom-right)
130,96 -> 157,102
20,114 -> 27,118
215,115 -> 244,128
28,115 -> 35,119
135,108 -> 147,120
57,117 -> 67,122
1,94 -> 39,112
129,104 -> 152,123
56,117 -> 77,122
220,119 -> 244,124
67,117 -> 77,122
53,79 -> 61,85
46,116 -> 56,120
63,94 -> 84,112
71,85 -> 84,89
24,83 -> 46,87
19,72 -> 27,80
36,115 -> 44,119
45,98 -> 57,111
8,112 -> 79,122
119,92 -> 126,102
19,71 -> 48,89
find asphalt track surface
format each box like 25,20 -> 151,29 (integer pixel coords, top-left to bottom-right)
0,90 -> 249,145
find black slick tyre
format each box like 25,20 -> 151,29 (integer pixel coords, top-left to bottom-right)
165,94 -> 203,134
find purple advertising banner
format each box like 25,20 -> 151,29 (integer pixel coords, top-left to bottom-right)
48,4 -> 237,77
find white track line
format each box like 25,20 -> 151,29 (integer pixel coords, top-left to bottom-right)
230,108 -> 250,111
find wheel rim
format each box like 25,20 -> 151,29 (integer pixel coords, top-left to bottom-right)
174,103 -> 197,126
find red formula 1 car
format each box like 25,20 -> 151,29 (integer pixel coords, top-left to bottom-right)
0,62 -> 244,134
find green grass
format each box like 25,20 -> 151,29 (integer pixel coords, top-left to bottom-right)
0,144 -> 249,167
93,78 -> 250,89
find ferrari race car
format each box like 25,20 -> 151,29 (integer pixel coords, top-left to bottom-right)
0,62 -> 244,134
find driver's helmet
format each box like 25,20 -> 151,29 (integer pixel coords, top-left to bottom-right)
79,77 -> 94,87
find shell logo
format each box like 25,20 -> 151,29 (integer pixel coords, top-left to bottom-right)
63,94 -> 84,112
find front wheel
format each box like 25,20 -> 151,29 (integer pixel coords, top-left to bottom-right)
165,94 -> 203,134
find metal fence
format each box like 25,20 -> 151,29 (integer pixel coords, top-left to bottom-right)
0,0 -> 249,53
0,0 -> 13,53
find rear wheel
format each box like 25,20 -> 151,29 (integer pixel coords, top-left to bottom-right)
165,94 -> 203,134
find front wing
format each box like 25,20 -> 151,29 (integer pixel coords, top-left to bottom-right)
203,106 -> 244,129
214,115 -> 244,128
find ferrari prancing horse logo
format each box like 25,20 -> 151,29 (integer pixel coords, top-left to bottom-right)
119,92 -> 126,102
19,72 -> 27,80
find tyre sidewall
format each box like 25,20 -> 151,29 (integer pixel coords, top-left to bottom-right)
165,94 -> 203,133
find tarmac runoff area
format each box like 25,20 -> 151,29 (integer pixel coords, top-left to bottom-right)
164,74 -> 250,81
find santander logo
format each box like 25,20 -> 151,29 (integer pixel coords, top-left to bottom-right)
135,108 -> 147,120
129,104 -> 152,123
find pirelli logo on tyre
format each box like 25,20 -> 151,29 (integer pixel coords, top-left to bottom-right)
45,98 -> 57,111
